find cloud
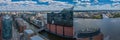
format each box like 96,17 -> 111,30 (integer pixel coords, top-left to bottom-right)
73,0 -> 78,2
81,0 -> 90,1
11,1 -> 37,4
0,0 -> 74,11
1,0 -> 120,11
38,0 -> 73,7
111,0 -> 120,1
49,1 -> 72,6
39,0 -> 53,2
1,3 -> 120,11
0,3 -> 73,11
74,4 -> 120,10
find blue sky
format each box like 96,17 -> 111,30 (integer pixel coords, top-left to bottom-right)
11,0 -> 116,5
0,0 -> 119,10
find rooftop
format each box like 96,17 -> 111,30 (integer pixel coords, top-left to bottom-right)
30,35 -> 44,40
24,29 -> 34,34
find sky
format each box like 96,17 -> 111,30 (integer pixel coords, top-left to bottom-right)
11,0 -> 120,4
10,0 -> 120,7
0,0 -> 120,11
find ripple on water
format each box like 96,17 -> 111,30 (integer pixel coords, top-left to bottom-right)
74,18 -> 120,40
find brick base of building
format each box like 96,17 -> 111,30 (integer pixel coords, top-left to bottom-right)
47,24 -> 74,38
76,33 -> 103,40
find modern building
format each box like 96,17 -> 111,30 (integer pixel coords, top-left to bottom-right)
47,7 -> 74,38
46,7 -> 104,40
2,15 -> 12,40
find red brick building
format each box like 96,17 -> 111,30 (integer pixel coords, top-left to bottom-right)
0,17 -> 2,40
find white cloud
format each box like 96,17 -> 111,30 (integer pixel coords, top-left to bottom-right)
11,1 -> 37,4
1,3 -> 120,11
49,1 -> 72,6
0,0 -> 74,11
111,0 -> 120,1
81,0 -> 90,1
1,0 -> 120,11
0,3 -> 73,11
73,0 -> 78,2
39,0 -> 53,2
74,4 -> 120,10
38,0 -> 73,8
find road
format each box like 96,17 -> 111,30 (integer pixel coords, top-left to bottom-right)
12,20 -> 20,40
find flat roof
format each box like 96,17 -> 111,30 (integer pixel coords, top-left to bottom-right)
24,29 -> 34,34
30,35 -> 44,40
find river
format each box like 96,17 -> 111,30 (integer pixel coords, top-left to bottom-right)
74,14 -> 120,40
